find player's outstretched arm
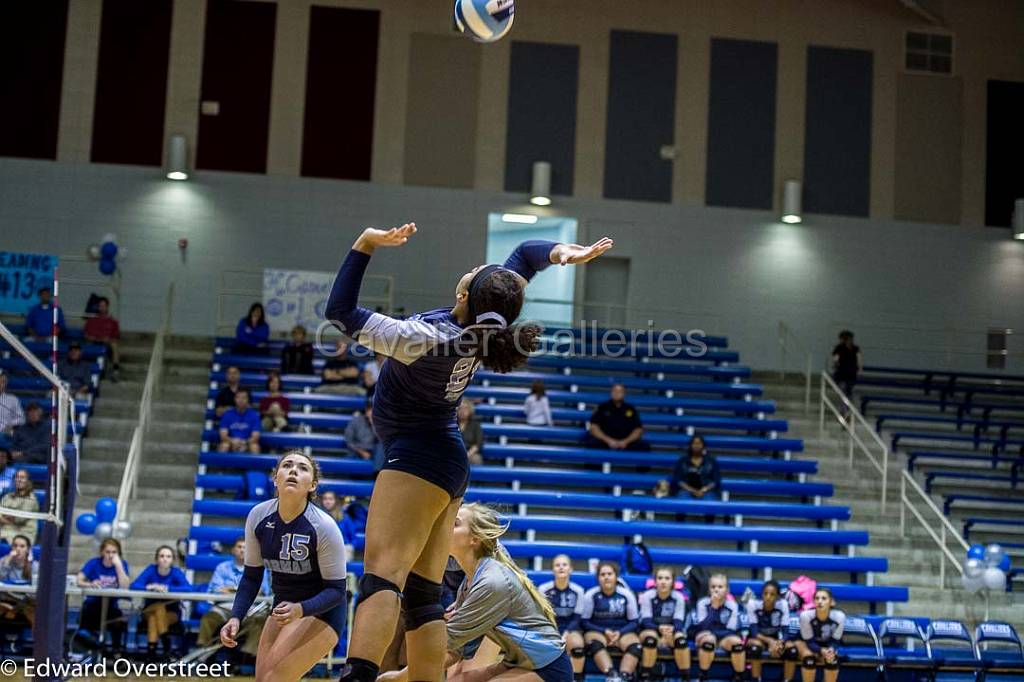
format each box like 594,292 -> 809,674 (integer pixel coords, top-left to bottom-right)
353,223 -> 417,255
549,237 -> 614,266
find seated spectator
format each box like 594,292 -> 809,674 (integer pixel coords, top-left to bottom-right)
0,451 -> 14,496
234,303 -> 270,354
362,354 -> 385,395
214,366 -> 242,418
0,470 -> 39,545
130,545 -> 191,661
316,343 -> 364,395
58,341 -> 93,397
77,539 -> 131,656
318,490 -> 344,522
458,401 -> 484,465
258,372 -> 290,433
280,325 -> 314,375
197,536 -> 271,657
218,389 -> 261,453
692,574 -> 745,682
0,372 -> 25,441
24,287 -> 65,341
344,400 -> 381,468
0,534 -> 37,627
524,379 -> 553,426
11,403 -> 49,464
84,296 -> 121,382
587,384 -> 649,451
664,435 -> 721,500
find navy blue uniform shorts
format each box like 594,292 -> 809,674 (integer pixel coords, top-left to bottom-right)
313,601 -> 347,639
533,652 -> 574,682
380,427 -> 470,499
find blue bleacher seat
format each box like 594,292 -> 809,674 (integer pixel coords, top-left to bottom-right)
907,450 -> 1020,473
925,471 -> 1019,494
974,621 -> 1024,673
944,495 -> 1024,515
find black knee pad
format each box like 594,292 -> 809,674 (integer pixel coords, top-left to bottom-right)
730,643 -> 745,654
402,572 -> 444,631
802,656 -> 817,670
626,643 -> 643,659
642,635 -> 659,649
356,573 -> 403,606
824,660 -> 839,671
585,640 -> 606,656
700,641 -> 716,652
746,644 -> 764,659
570,647 -> 586,659
674,637 -> 689,650
782,646 -> 799,661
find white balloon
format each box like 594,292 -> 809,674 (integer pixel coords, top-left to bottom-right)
113,520 -> 133,539
984,544 -> 1006,568
102,233 -> 117,245
964,557 -> 985,578
982,567 -> 1007,592
962,572 -> 985,594
94,521 -> 113,540
86,244 -> 101,261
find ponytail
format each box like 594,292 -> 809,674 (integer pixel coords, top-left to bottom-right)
468,323 -> 541,373
494,543 -> 558,626
464,269 -> 539,373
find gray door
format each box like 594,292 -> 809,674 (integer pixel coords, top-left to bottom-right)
583,257 -> 630,328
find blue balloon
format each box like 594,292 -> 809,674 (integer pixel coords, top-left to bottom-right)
95,497 -> 117,523
76,512 -> 98,535
99,258 -> 116,275
999,554 -> 1012,572
100,241 -> 118,259
967,544 -> 986,560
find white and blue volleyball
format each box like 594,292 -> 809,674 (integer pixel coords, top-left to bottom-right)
454,0 -> 514,43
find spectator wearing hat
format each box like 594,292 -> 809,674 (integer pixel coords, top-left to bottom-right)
11,403 -> 48,464
84,297 -> 121,382
24,288 -> 65,341
58,342 -> 93,397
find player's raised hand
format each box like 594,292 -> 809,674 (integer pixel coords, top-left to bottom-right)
355,223 -> 417,254
552,237 -> 614,265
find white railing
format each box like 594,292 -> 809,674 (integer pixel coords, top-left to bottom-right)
778,321 -> 814,413
819,371 -> 889,511
115,283 -> 174,527
899,469 -> 970,587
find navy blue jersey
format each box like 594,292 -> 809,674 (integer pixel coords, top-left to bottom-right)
693,597 -> 740,638
578,585 -> 639,634
638,589 -> 687,631
745,598 -> 790,638
244,499 -> 347,605
325,241 -> 555,442
538,580 -> 585,631
799,608 -> 846,652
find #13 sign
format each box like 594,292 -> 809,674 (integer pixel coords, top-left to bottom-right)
0,252 -> 57,315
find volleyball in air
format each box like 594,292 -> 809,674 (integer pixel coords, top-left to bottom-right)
454,0 -> 515,43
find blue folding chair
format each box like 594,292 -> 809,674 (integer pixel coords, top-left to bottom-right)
974,621 -> 1024,681
926,620 -> 982,680
838,616 -> 886,679
877,617 -> 932,680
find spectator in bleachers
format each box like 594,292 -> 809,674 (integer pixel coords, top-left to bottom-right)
458,401 -> 484,465
0,470 -> 39,545
0,451 -> 14,496
84,296 -> 121,382
130,545 -> 191,661
214,366 -> 242,418
317,342 -> 365,395
588,384 -> 649,451
665,436 -> 721,501
10,403 -> 49,464
638,567 -> 689,682
525,379 -> 554,426
344,399 -> 382,468
218,388 -> 261,453
58,342 -> 93,397
831,330 -> 862,402
234,303 -> 270,355
280,325 -> 315,375
692,574 -> 745,682
77,538 -> 131,656
0,372 -> 25,440
197,536 -> 270,657
579,561 -> 641,682
745,580 -> 797,682
24,287 -> 65,341
259,372 -> 290,433
0,534 -> 37,627
795,588 -> 844,682
539,554 -> 587,682
318,490 -> 344,522
362,354 -> 385,396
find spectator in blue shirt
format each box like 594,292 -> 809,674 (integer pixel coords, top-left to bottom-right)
234,303 -> 270,354
77,538 -> 131,656
24,288 -> 66,340
218,388 -> 261,453
197,536 -> 271,654
130,545 -> 192,661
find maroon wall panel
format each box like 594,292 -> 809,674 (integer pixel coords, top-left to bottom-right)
91,0 -> 173,166
0,0 -> 69,159
196,0 -> 276,173
301,5 -> 380,180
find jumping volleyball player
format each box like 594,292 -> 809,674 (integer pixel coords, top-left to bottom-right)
326,223 -> 613,682
220,451 -> 347,681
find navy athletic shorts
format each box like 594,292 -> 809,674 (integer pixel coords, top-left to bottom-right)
534,652 -> 574,682
380,426 -> 470,499
314,601 -> 347,639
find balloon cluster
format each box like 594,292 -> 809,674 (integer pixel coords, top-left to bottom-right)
961,543 -> 1012,593
85,233 -> 125,276
75,497 -> 133,545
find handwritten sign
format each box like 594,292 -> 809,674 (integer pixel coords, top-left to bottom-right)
0,252 -> 57,314
262,268 -> 334,333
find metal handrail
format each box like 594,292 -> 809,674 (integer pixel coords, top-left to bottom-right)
819,371 -> 890,511
778,321 -> 814,413
899,468 -> 971,587
115,283 -> 174,528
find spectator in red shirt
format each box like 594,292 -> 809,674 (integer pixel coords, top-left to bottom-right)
258,372 -> 290,433
84,297 -> 121,382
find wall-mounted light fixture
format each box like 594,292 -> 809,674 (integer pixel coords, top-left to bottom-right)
781,180 -> 802,224
166,134 -> 189,181
530,161 -> 551,206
